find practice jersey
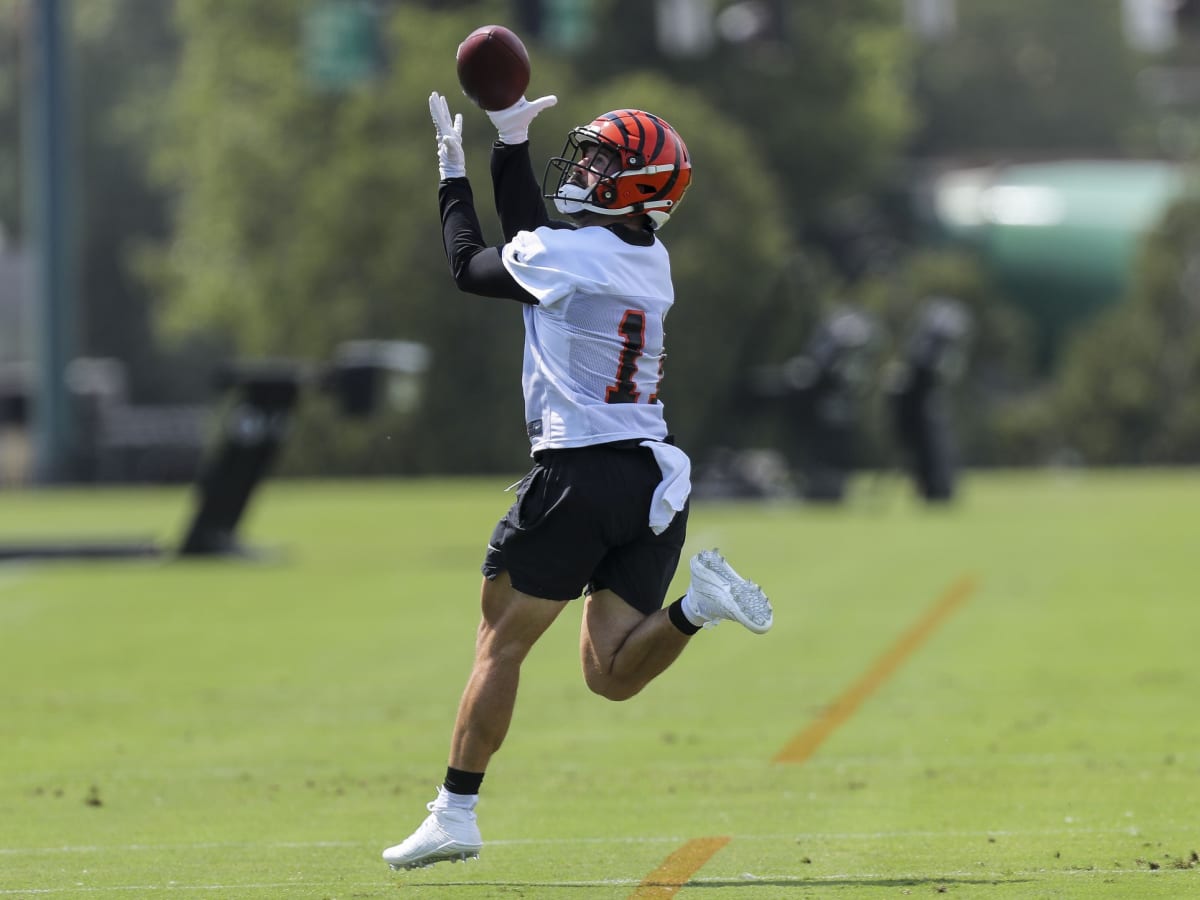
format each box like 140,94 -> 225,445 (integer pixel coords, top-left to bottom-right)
501,224 -> 673,453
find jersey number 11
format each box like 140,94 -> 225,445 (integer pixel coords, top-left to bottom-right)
605,310 -> 660,405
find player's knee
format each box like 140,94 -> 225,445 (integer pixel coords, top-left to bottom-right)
584,670 -> 642,702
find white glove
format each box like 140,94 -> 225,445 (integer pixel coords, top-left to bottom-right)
429,92 -> 466,180
486,95 -> 558,145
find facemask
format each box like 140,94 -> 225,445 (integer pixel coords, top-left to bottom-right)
554,181 -> 590,215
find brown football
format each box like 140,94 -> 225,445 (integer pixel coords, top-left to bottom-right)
456,25 -> 531,111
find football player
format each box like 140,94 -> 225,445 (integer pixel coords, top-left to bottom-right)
382,91 -> 774,871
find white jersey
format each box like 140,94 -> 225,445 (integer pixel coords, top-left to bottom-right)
501,224 -> 674,454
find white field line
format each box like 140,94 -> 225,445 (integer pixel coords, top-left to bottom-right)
0,826 -> 1146,856
0,868 -> 1182,895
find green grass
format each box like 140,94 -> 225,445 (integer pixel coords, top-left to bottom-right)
2,470 -> 1198,898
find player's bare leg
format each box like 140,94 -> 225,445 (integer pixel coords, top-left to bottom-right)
449,572 -> 566,771
579,550 -> 774,702
580,589 -> 690,701
383,572 -> 565,870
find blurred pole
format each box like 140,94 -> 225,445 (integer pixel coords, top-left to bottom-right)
23,0 -> 76,482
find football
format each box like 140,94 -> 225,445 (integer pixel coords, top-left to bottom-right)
456,25 -> 531,111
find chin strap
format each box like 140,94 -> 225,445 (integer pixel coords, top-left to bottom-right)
553,196 -> 674,228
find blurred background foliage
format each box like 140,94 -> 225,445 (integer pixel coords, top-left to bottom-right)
1051,195 -> 1200,464
2,0 -> 1200,476
909,0 -> 1150,158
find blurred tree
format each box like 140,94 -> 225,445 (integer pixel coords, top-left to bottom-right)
1051,191 -> 1200,464
555,75 -> 794,456
72,0 -> 202,401
910,0 -> 1151,158
141,2 -> 795,474
582,0 -> 914,230
13,0 -> 1167,473
900,0 -> 1180,466
534,1 -> 922,468
0,0 -> 209,401
141,3 -> 516,472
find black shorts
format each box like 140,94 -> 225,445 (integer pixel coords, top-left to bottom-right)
482,442 -> 689,615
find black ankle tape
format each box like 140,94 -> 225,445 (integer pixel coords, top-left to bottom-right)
444,767 -> 485,795
668,597 -> 701,635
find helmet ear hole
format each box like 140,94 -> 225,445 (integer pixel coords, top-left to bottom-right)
636,183 -> 656,195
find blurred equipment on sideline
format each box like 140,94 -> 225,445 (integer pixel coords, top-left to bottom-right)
179,341 -> 429,556
0,362 -> 32,487
69,358 -> 209,484
884,296 -> 971,502
0,341 -> 429,562
751,306 -> 878,502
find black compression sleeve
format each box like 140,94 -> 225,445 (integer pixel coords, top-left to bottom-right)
491,141 -> 551,241
438,177 -> 536,303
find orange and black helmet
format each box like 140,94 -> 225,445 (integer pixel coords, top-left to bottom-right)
544,109 -> 692,230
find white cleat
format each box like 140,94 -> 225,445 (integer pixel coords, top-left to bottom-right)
382,803 -> 482,871
688,549 -> 773,634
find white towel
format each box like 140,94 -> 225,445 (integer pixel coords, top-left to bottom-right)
640,440 -> 692,535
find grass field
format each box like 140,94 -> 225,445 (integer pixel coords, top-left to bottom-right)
2,469 -> 1198,898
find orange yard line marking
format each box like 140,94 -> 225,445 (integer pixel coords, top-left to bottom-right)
627,836 -> 731,899
773,575 -> 977,765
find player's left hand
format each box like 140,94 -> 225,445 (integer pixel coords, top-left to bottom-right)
429,92 -> 466,180
486,95 -> 558,146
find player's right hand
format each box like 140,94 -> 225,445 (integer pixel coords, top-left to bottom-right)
429,92 -> 466,180
486,95 -> 558,146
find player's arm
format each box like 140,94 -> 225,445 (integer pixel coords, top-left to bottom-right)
429,92 -> 535,303
485,97 -> 558,241
439,178 -> 536,303
491,141 -> 550,240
